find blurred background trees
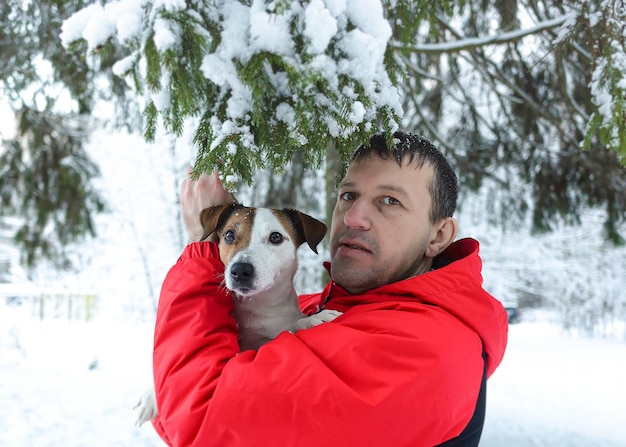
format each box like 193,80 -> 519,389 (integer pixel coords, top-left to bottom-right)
399,0 -> 626,243
0,0 -> 138,268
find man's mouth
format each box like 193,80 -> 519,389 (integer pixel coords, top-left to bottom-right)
339,239 -> 371,253
344,243 -> 366,250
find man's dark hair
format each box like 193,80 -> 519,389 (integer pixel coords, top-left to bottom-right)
351,131 -> 458,223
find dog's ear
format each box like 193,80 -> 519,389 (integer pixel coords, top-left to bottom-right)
199,204 -> 241,242
283,209 -> 327,254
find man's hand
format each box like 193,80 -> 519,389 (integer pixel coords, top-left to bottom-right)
181,169 -> 237,242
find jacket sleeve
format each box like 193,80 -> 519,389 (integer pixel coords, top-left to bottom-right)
152,242 -> 238,446
152,242 -> 486,447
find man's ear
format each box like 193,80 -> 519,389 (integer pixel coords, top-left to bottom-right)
425,217 -> 458,258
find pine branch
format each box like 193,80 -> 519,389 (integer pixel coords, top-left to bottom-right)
393,15 -> 569,54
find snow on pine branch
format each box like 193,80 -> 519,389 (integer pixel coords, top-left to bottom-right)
60,0 -> 402,185
583,0 -> 626,162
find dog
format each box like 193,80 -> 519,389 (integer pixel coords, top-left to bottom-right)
135,204 -> 341,425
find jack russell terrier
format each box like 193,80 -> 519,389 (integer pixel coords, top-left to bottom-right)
135,204 -> 341,425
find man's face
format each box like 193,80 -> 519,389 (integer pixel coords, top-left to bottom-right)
329,156 -> 438,294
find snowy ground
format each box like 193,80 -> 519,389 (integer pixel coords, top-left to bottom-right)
1,305 -> 625,447
480,311 -> 626,447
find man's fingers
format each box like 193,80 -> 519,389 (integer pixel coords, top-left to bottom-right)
180,168 -> 238,242
194,172 -> 215,205
180,167 -> 194,197
181,168 -> 237,212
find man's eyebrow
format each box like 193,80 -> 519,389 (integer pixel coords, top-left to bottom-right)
377,184 -> 409,197
339,180 -> 408,197
338,180 -> 356,189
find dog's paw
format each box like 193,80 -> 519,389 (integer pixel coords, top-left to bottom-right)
292,309 -> 343,331
315,309 -> 343,323
133,388 -> 158,427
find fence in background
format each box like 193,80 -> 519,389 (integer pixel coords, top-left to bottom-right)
0,284 -> 97,322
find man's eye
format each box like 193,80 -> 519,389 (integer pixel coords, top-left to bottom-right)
269,232 -> 283,244
382,196 -> 400,205
224,230 -> 236,243
340,192 -> 356,201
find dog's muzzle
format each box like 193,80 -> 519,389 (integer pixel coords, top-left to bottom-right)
229,261 -> 255,292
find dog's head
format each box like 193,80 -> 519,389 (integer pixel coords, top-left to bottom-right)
199,204 -> 327,296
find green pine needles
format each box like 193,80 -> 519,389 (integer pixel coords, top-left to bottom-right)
63,1 -> 409,187
583,1 -> 626,164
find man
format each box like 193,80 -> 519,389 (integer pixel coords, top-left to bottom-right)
152,131 -> 508,446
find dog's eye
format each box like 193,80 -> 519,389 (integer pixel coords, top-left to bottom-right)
269,232 -> 283,244
224,230 -> 236,244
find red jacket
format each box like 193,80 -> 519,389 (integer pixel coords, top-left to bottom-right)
152,237 -> 508,446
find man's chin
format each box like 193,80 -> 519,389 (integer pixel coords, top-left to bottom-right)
331,265 -> 377,293
333,246 -> 374,265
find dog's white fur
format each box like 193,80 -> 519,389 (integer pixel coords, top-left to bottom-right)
134,205 -> 340,426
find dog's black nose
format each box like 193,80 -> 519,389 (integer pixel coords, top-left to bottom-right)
230,262 -> 255,281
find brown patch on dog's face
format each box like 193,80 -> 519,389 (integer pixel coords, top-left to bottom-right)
200,204 -> 240,241
200,204 -> 255,265
213,208 -> 255,266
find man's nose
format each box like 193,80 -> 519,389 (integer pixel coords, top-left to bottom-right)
343,198 -> 371,230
